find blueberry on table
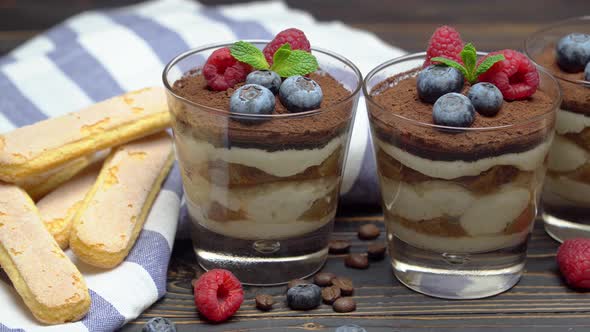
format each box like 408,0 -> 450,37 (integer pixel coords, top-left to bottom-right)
432,92 -> 475,128
142,317 -> 176,332
229,84 -> 275,118
286,284 -> 321,310
417,65 -> 464,104
246,70 -> 282,94
468,82 -> 503,117
279,75 -> 323,112
335,324 -> 367,332
556,33 -> 590,73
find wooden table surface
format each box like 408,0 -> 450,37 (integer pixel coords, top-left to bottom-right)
2,1 -> 590,331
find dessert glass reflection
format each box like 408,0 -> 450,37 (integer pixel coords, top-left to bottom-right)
526,17 -> 590,242
163,41 -> 361,285
364,52 -> 559,299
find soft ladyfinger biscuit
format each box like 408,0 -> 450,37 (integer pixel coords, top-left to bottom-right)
37,161 -> 103,249
70,132 -> 174,268
0,184 -> 90,324
0,87 -> 170,183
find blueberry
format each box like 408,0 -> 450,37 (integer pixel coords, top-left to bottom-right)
279,76 -> 323,112
417,65 -> 464,104
335,325 -> 367,332
467,82 -> 503,117
229,84 -> 274,119
585,62 -> 590,81
287,284 -> 321,310
142,317 -> 176,332
432,92 -> 475,128
556,33 -> 590,73
246,70 -> 282,94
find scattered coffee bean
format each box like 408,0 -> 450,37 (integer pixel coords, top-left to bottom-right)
314,272 -> 336,286
331,277 -> 354,296
287,279 -> 311,289
333,297 -> 356,313
321,286 -> 341,304
345,253 -> 369,269
358,223 -> 380,240
255,294 -> 274,311
336,324 -> 367,332
329,240 -> 351,254
367,242 -> 387,260
287,284 -> 322,310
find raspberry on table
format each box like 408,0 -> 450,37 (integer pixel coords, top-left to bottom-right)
194,269 -> 244,322
557,238 -> 590,290
203,47 -> 252,91
424,25 -> 464,67
477,49 -> 539,101
263,28 -> 311,65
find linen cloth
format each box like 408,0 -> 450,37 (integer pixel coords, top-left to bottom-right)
0,0 -> 404,331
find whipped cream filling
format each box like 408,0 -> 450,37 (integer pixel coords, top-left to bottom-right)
547,134 -> 589,172
544,175 -> 590,205
175,133 -> 345,178
556,108 -> 590,135
376,134 -> 553,180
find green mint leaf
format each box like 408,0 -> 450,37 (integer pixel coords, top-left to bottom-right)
461,43 -> 477,79
230,41 -> 269,70
272,43 -> 292,66
430,57 -> 468,77
475,54 -> 506,77
271,50 -> 318,77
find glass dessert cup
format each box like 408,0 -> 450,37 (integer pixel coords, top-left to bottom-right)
163,41 -> 361,285
526,17 -> 590,242
364,52 -> 559,299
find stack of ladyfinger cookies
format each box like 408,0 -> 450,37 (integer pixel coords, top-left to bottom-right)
0,87 -> 174,324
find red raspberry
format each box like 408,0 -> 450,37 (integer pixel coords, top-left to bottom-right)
203,47 -> 251,91
263,28 -> 311,65
477,49 -> 539,100
557,239 -> 590,290
424,25 -> 464,67
194,269 -> 244,322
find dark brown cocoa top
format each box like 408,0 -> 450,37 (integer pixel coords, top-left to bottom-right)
536,45 -> 590,115
170,70 -> 353,151
369,69 -> 555,161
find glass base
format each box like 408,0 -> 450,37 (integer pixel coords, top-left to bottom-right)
542,208 -> 590,243
191,218 -> 331,286
390,235 -> 526,299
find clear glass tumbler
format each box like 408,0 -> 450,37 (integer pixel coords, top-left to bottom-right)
163,41 -> 361,285
526,16 -> 590,242
364,52 -> 559,299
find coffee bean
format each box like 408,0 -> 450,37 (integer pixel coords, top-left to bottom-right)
367,242 -> 387,260
314,272 -> 336,286
331,277 -> 354,296
287,279 -> 311,289
345,253 -> 369,269
333,297 -> 356,313
321,286 -> 341,304
358,223 -> 380,240
255,294 -> 274,311
329,240 -> 351,254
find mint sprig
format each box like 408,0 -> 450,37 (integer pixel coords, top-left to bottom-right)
431,43 -> 505,84
229,41 -> 318,77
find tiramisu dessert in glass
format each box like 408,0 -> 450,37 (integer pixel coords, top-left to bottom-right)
364,26 -> 559,298
163,29 -> 361,285
526,17 -> 590,242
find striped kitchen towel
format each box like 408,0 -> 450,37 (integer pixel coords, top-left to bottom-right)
0,0 -> 404,331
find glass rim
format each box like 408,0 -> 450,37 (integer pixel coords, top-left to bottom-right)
161,40 -> 363,119
362,51 -> 561,132
524,15 -> 590,86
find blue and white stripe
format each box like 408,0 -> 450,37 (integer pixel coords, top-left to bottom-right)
0,0 -> 404,330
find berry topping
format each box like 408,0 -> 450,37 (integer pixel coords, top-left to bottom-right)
467,82 -> 503,117
432,92 -> 475,127
229,84 -> 275,117
585,62 -> 590,81
194,269 -> 244,322
556,33 -> 590,73
417,65 -> 464,104
478,49 -> 539,101
246,70 -> 282,94
557,238 -> 590,290
424,25 -> 464,67
279,75 -> 323,112
286,284 -> 321,310
142,317 -> 176,332
203,47 -> 252,91
263,28 -> 311,65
